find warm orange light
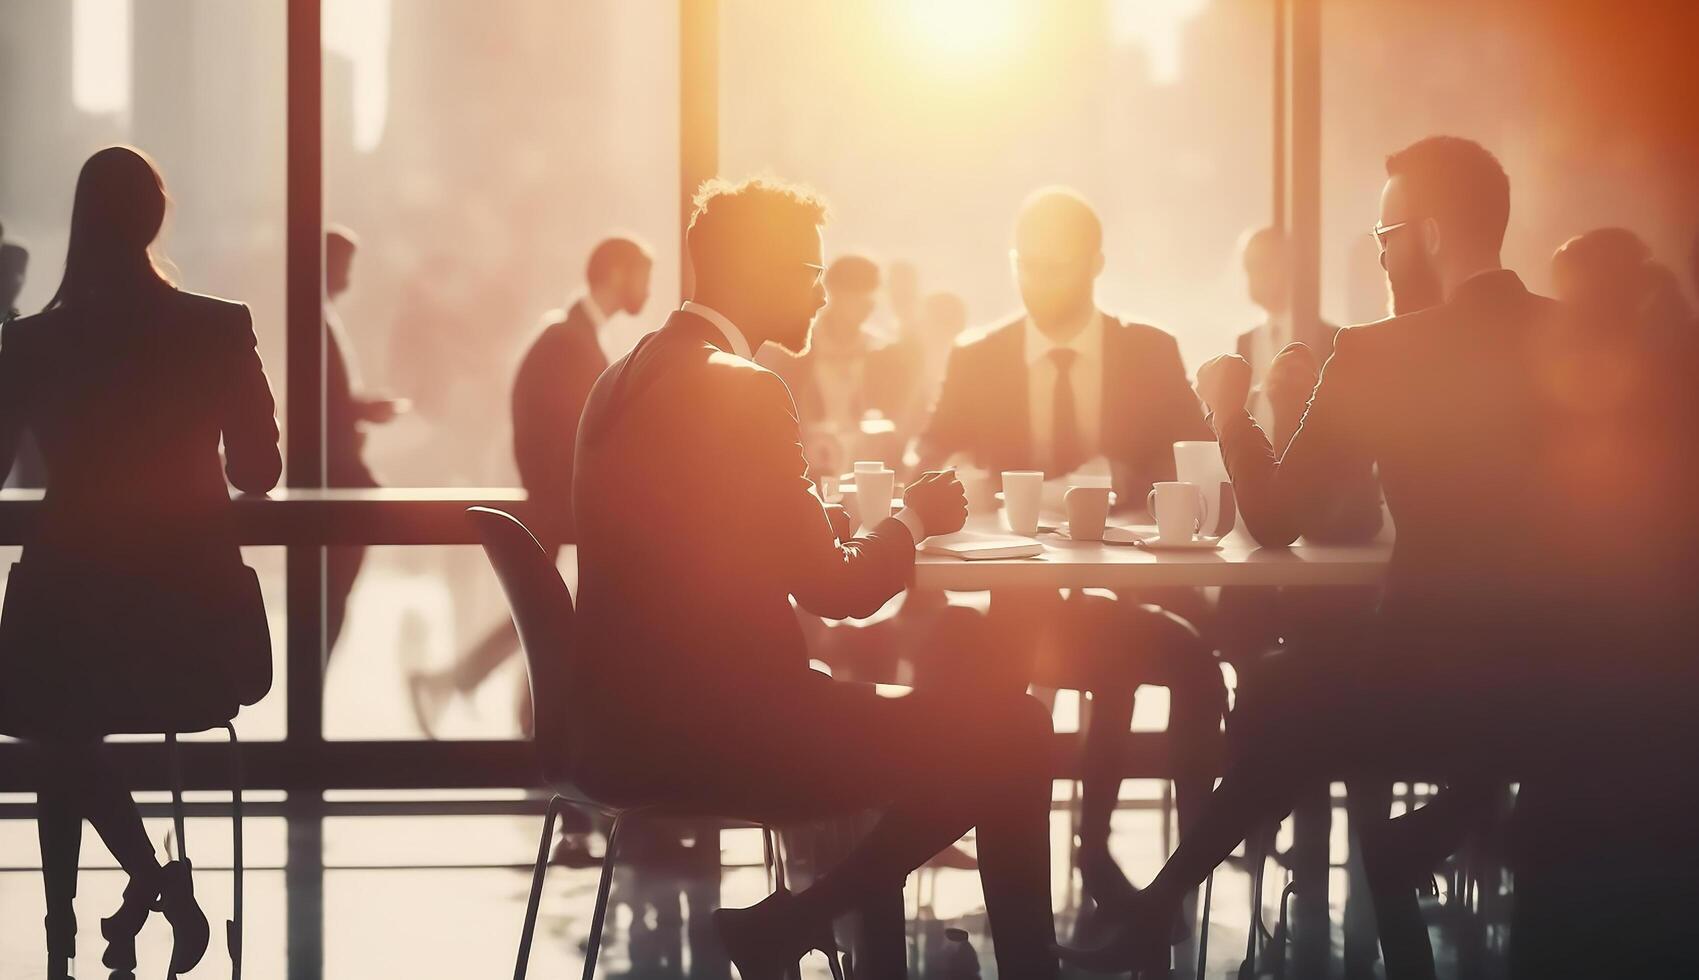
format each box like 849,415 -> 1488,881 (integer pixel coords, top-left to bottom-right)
907,0 -> 1021,59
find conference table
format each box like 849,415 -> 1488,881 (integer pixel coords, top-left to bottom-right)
0,488 -> 1389,970
914,513 -> 1392,971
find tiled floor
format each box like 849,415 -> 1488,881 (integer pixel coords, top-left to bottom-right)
0,789 -> 1502,979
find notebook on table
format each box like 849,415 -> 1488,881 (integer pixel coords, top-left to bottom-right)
920,530 -> 1045,560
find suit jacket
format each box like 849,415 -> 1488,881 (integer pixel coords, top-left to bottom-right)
572,310 -> 917,728
918,314 -> 1212,504
512,300 -> 608,544
1217,271 -> 1605,626
0,285 -> 281,567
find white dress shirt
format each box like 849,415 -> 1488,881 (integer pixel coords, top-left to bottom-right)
1025,311 -> 1104,470
1247,311 -> 1292,430
572,294 -> 612,362
680,301 -> 927,541
680,300 -> 753,360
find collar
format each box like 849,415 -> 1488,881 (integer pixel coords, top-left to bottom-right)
1450,268 -> 1525,306
1024,309 -> 1104,366
577,293 -> 609,331
680,300 -> 753,360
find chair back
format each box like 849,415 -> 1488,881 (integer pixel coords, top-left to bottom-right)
468,507 -> 574,778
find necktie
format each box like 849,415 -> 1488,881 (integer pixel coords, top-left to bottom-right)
1049,347 -> 1084,477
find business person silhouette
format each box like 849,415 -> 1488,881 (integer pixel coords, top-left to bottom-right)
0,146 -> 282,980
1062,136 -> 1699,977
572,176 -> 1058,978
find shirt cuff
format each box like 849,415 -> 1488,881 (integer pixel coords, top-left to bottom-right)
893,507 -> 927,543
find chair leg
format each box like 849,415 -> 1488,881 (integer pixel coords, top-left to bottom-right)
225,723 -> 244,980
1196,868 -> 1215,980
166,732 -> 187,861
581,815 -> 624,980
514,795 -> 565,980
762,825 -> 780,893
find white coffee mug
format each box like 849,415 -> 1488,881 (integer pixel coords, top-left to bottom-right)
1147,481 -> 1213,544
1001,470 -> 1044,536
1065,485 -> 1112,541
854,466 -> 895,528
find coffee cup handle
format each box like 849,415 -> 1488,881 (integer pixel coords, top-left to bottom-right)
1195,484 -> 1213,535
1146,488 -> 1158,520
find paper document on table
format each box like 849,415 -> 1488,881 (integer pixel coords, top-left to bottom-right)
921,530 -> 1044,560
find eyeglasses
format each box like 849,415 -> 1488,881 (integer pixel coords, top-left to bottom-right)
803,262 -> 825,286
1009,249 -> 1086,275
1372,220 -> 1418,249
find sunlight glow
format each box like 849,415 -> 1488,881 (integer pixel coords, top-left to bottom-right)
71,0 -> 131,116
1112,0 -> 1209,85
907,0 -> 1021,59
324,0 -> 392,153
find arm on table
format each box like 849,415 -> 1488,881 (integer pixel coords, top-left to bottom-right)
749,371 -> 920,620
1211,329 -> 1377,547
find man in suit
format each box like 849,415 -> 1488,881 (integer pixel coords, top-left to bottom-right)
572,176 -> 1059,979
408,236 -> 652,745
322,228 -> 404,658
1060,136 -> 1697,977
915,187 -> 1227,925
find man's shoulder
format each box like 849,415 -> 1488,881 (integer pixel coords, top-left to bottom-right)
950,314 -> 1025,356
1103,314 -> 1182,349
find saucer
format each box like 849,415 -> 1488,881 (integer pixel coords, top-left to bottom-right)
1133,535 -> 1223,551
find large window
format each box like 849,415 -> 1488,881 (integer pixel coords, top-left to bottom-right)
720,0 -> 1276,368
318,1 -> 678,739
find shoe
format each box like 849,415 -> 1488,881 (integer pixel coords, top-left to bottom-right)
714,888 -> 837,980
1053,891 -> 1178,977
100,873 -> 158,974
156,859 -> 209,977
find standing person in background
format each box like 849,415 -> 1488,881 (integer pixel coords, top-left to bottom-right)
1,238 -> 48,489
407,238 -> 651,748
323,227 -> 406,658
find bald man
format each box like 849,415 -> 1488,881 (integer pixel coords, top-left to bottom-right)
916,187 -> 1226,928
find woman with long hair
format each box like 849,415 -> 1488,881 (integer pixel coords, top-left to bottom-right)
0,146 -> 281,979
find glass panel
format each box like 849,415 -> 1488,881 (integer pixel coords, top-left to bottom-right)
720,0 -> 1275,369
322,0 -> 680,489
323,544 -> 574,741
1321,3 -> 1699,324
0,0 -> 287,441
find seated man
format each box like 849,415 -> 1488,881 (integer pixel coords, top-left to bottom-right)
571,176 -> 1060,979
914,186 -> 1227,923
1061,136 -> 1699,978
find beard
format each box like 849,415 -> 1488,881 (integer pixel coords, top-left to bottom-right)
1386,252 -> 1444,315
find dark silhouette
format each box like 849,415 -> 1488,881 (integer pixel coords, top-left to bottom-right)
0,238 -> 49,489
0,147 -> 281,980
571,176 -> 1057,979
0,239 -> 26,320
1063,136 -> 1699,977
1552,226 -> 1694,350
322,226 -> 402,658
407,236 -> 653,743
915,186 -> 1226,925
